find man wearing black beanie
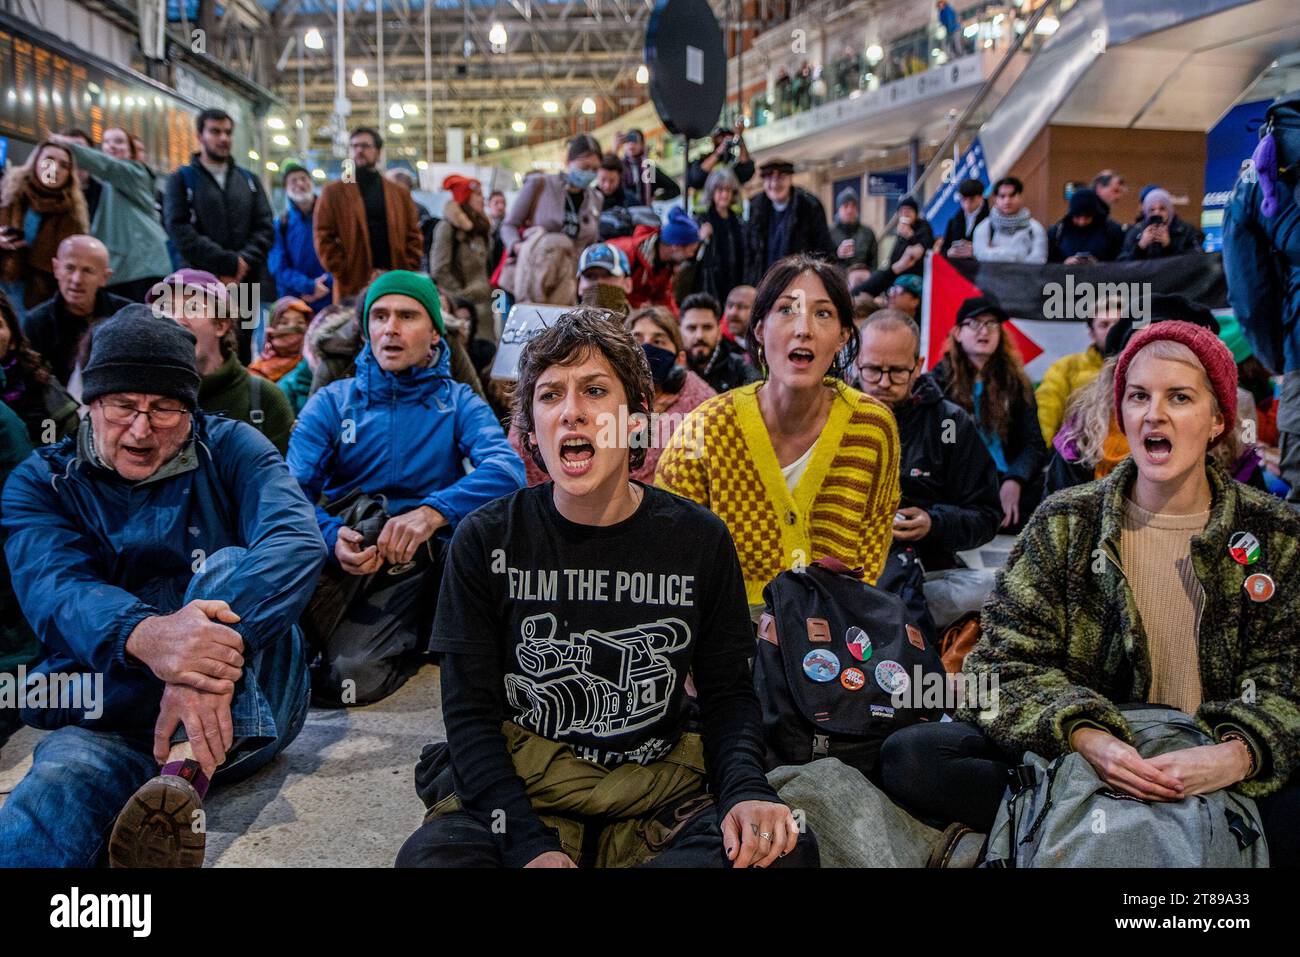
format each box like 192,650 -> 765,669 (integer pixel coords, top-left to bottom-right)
0,304 -> 327,868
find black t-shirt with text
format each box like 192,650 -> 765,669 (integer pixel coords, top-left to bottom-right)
432,482 -> 776,864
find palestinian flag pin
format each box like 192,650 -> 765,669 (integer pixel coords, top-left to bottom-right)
1229,531 -> 1261,566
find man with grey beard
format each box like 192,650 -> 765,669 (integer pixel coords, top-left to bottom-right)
269,161 -> 332,312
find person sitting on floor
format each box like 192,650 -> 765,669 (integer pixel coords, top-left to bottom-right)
854,309 -> 1002,626
881,320 -> 1300,868
0,306 -> 326,867
931,296 -> 1047,533
286,271 -> 524,707
149,269 -> 296,455
657,254 -> 900,613
395,308 -> 817,869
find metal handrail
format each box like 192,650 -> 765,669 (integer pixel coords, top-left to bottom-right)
877,0 -> 1059,243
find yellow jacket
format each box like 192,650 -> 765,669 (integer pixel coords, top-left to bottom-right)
1036,345 -> 1104,446
656,381 -> 900,606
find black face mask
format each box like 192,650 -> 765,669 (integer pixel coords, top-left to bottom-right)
641,342 -> 685,393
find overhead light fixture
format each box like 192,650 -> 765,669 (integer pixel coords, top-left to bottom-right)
389,122 -> 404,134
403,103 -> 418,116
542,99 -> 558,113
266,161 -> 280,172
416,160 -> 428,170
636,64 -> 649,84
511,119 -> 527,133
272,134 -> 291,146
248,150 -> 260,161
352,68 -> 369,88
488,21 -> 508,48
311,168 -> 326,179
581,97 -> 596,115
389,102 -> 404,119
267,116 -> 286,130
304,28 -> 325,50
1035,16 -> 1060,34
866,43 -> 883,65
485,136 -> 500,150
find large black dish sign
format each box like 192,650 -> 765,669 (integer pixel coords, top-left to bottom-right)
645,0 -> 726,139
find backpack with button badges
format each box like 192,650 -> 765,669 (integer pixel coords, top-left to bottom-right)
752,557 -> 946,777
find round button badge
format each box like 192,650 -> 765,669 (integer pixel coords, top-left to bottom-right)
874,659 -> 910,696
802,648 -> 841,682
845,626 -> 873,662
1229,531 -> 1261,566
841,667 -> 865,691
1244,572 -> 1275,602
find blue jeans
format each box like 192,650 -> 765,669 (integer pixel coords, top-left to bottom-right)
0,547 -> 310,866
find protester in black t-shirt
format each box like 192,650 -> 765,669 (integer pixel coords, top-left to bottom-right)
396,308 -> 816,869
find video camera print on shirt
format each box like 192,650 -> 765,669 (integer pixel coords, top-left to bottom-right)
505,612 -> 692,746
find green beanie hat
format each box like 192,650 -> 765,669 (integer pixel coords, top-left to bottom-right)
361,270 -> 446,339
281,160 -> 308,184
1215,310 -> 1252,364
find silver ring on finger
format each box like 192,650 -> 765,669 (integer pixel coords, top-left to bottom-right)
759,831 -> 772,842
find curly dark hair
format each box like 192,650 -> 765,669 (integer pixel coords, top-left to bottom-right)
745,253 -> 858,381
0,289 -> 51,387
512,307 -> 653,474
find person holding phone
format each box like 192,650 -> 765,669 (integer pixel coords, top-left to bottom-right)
1120,188 -> 1204,260
1047,187 -> 1125,264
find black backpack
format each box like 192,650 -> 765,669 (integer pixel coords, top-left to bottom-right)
753,557 -> 946,778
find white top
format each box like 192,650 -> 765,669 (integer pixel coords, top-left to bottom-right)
781,440 -> 818,492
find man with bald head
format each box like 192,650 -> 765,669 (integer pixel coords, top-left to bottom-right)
22,235 -> 130,391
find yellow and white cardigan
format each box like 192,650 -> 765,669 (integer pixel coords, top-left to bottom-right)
656,380 -> 901,606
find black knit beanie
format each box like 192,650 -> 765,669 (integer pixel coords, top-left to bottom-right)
81,304 -> 202,409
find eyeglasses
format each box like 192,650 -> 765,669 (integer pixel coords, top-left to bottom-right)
959,318 -> 1001,332
857,364 -> 915,385
98,399 -> 190,429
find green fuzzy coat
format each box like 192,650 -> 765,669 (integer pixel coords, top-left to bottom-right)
958,456 -> 1300,798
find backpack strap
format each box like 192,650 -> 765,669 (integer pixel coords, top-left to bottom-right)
248,373 -> 266,430
179,165 -> 199,224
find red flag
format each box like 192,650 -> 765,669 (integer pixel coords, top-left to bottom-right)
921,253 -> 1044,371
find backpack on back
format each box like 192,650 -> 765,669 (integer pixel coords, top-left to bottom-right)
753,558 -> 946,777
983,706 -> 1268,868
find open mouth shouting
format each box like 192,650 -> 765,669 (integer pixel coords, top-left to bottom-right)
378,339 -> 406,360
1141,431 -> 1173,465
787,347 -> 815,370
557,432 -> 597,474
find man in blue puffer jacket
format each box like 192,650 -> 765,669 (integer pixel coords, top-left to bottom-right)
288,271 -> 524,705
0,305 -> 327,867
1224,91 -> 1300,503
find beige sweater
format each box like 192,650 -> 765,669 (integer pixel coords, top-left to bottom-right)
1119,497 -> 1210,715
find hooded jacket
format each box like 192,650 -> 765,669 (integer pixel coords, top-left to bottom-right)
743,187 -> 835,285
1,413 -> 326,731
164,153 -> 275,279
287,341 -> 524,557
1047,189 -> 1125,263
269,197 -> 332,313
960,457 -> 1300,799
893,372 -> 1002,570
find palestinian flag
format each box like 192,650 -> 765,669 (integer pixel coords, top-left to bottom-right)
1229,531 -> 1261,566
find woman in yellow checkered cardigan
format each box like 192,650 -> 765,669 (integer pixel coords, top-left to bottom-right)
657,255 -> 900,610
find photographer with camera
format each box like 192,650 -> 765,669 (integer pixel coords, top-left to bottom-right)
1120,187 -> 1204,260
686,124 -> 755,196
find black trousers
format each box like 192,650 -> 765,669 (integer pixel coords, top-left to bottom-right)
395,806 -> 820,869
307,550 -> 444,707
880,720 -> 1300,867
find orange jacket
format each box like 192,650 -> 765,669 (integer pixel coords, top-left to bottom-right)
313,176 -> 424,301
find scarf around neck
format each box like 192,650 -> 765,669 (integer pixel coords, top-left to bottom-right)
989,206 -> 1032,234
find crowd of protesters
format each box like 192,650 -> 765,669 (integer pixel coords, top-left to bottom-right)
0,93 -> 1296,874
